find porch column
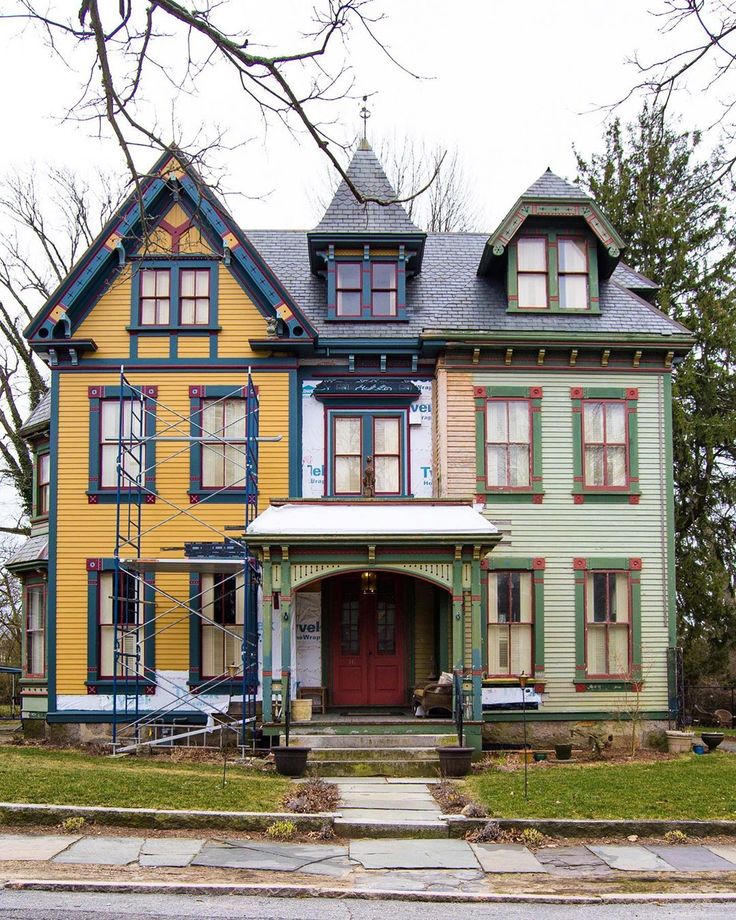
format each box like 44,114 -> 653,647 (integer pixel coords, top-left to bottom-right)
262,548 -> 273,722
470,548 -> 483,721
451,546 -> 464,673
280,547 -> 292,700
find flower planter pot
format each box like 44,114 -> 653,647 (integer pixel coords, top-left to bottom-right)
273,746 -> 311,777
554,743 -> 573,761
291,699 -> 313,722
666,730 -> 695,754
533,752 -> 548,762
436,746 -> 474,777
700,732 -> 725,753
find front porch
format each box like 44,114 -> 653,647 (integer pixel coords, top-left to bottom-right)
246,499 -> 500,752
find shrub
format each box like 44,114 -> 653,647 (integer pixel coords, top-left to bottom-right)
60,816 -> 86,833
265,819 -> 297,841
519,827 -> 547,848
664,829 -> 688,844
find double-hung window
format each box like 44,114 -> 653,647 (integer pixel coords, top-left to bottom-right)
136,264 -> 214,328
485,399 -> 532,489
200,573 -> 244,679
371,263 -> 397,317
100,398 -> 145,489
582,400 -> 627,488
330,413 -> 404,496
558,237 -> 588,309
99,570 -> 142,679
585,570 -> 631,677
180,268 -> 211,325
36,453 -> 50,517
487,571 -> 533,677
336,263 -> 362,317
517,237 -> 548,309
24,584 -> 46,678
139,269 -> 171,325
201,399 -> 246,490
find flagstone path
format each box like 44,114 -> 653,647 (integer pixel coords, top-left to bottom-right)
330,776 -> 444,827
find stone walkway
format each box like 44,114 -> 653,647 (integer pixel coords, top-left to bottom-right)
331,776 -> 444,829
2,833 -> 736,891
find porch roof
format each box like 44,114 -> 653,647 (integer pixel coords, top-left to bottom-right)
246,500 -> 498,545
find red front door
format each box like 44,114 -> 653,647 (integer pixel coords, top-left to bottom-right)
331,574 -> 406,707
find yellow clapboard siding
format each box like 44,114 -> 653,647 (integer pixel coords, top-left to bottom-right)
216,265 -> 268,357
76,268 -> 134,359
55,369 -> 290,693
178,226 -> 213,254
177,336 -> 210,358
137,336 -> 170,358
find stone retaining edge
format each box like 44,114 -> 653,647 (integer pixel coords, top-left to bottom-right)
6,879 -> 736,904
446,816 -> 736,838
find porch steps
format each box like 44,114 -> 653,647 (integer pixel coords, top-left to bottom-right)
290,733 -> 448,749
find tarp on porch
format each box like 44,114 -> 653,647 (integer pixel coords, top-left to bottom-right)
246,501 -> 496,539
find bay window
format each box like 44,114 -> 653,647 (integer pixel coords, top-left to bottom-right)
36,452 -> 50,517
24,583 -> 45,677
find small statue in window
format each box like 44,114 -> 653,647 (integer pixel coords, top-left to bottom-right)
362,455 -> 375,497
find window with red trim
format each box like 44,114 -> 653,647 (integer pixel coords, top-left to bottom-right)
336,262 -> 361,317
585,570 -> 631,676
179,268 -> 210,325
485,399 -> 532,489
36,453 -> 50,517
100,398 -> 145,489
517,237 -> 548,309
582,400 -> 628,488
371,263 -> 397,317
333,416 -> 362,495
24,583 -> 46,678
487,571 -> 533,677
201,573 -> 244,679
98,571 -> 142,679
139,268 -> 171,325
201,398 -> 246,490
558,237 -> 588,309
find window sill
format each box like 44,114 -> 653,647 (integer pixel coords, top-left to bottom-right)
85,680 -> 156,695
478,491 -> 544,505
572,491 -> 641,505
188,490 -> 251,505
87,491 -> 157,505
574,680 -> 642,692
506,306 -> 601,315
324,315 -> 409,323
127,325 -> 221,334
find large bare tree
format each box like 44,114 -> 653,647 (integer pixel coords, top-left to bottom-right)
0,166 -> 125,534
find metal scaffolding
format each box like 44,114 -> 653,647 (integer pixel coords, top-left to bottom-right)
109,366 -> 274,753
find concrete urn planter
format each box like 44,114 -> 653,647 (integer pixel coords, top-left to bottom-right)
665,730 -> 695,754
436,746 -> 474,777
700,732 -> 725,753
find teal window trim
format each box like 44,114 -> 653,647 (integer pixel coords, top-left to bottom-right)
129,259 -> 220,332
483,556 -> 545,681
474,385 -> 543,503
87,384 -> 158,504
570,386 -> 640,504
325,407 -> 410,497
506,230 -> 600,314
324,244 -> 408,322
85,558 -> 156,693
573,555 -> 643,690
188,383 -> 253,504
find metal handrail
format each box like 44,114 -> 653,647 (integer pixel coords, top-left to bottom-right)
284,671 -> 291,747
453,670 -> 464,747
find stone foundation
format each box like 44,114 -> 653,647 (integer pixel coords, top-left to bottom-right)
483,718 -> 670,751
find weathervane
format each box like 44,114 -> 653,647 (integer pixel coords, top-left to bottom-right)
360,95 -> 371,144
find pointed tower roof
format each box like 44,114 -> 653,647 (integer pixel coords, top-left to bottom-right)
523,167 -> 589,200
313,141 -> 423,234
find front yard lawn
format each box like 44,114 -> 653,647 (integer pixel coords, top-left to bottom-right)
0,747 -> 289,812
465,753 -> 736,820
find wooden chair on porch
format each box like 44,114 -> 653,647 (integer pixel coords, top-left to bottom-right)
413,673 -> 453,717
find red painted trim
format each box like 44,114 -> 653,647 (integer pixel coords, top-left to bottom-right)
483,396 -> 534,491
581,397 -> 631,490
572,558 -> 587,570
570,387 -> 584,399
178,266 -> 211,327
583,569 -> 633,679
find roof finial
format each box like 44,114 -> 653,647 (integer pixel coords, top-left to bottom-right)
359,95 -> 371,150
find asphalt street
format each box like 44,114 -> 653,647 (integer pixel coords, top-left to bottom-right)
0,891 -> 735,919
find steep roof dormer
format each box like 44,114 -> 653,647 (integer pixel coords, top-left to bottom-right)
477,168 -> 626,316
307,141 -> 426,323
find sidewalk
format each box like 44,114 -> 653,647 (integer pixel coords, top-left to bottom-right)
2,831 -> 736,896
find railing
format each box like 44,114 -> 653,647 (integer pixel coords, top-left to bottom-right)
453,670 -> 464,747
283,671 -> 291,747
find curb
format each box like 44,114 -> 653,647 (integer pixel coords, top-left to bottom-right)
6,879 -> 736,904
446,816 -> 736,838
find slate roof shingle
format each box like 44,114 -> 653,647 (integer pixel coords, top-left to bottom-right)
244,230 -> 690,339
313,141 -> 423,235
523,168 -> 590,200
20,391 -> 51,435
7,534 -> 48,569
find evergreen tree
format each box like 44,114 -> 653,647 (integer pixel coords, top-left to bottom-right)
576,107 -> 736,681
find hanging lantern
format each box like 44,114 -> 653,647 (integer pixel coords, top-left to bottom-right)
361,571 -> 377,595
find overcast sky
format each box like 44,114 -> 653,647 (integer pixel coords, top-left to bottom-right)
0,0 -> 718,532
0,1 -> 716,232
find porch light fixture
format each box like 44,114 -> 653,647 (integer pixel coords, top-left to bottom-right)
361,571 -> 377,595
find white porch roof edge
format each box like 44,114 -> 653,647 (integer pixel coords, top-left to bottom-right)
246,501 -> 497,540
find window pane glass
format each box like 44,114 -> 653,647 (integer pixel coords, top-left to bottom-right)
337,290 -> 361,316
497,572 -> 511,622
485,445 -> 505,487
486,402 -> 507,443
156,298 -> 169,324
374,417 -> 399,454
373,262 -> 397,289
591,572 -> 608,622
141,271 -> 157,296
335,456 -> 361,493
584,445 -> 604,486
180,300 -> 195,324
157,270 -> 170,295
203,402 -> 224,437
559,274 -> 588,309
181,270 -> 196,297
606,403 -> 626,442
519,573 -> 533,623
372,290 -> 396,316
337,262 -> 361,288
518,273 -> 547,308
140,301 -> 156,325
517,237 -> 546,271
335,417 -> 361,454
507,401 -> 530,443
508,445 -> 530,486
587,625 -> 607,674
488,573 -> 498,622
614,573 -> 630,623
202,445 -> 223,488
375,456 -> 399,493
341,600 -> 360,654
196,271 -> 209,296
510,624 -> 533,675
607,446 -> 627,485
224,400 -> 246,439
609,624 -> 630,673
488,625 -> 509,674
559,238 -> 587,272
224,445 -> 245,487
584,402 -> 604,442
